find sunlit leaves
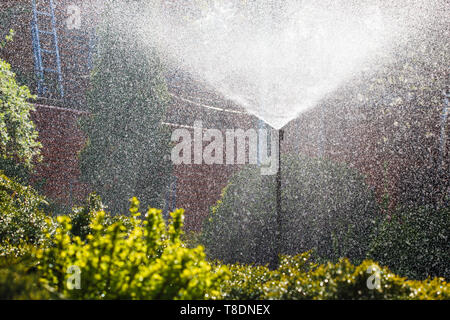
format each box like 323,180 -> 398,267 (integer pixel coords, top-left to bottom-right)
37,197 -> 228,299
222,251 -> 450,300
0,55 -> 41,167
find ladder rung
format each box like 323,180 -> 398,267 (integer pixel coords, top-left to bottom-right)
43,68 -> 58,73
36,11 -> 52,16
41,49 -> 56,54
38,30 -> 55,35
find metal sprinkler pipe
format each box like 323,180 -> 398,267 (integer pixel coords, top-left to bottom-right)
270,129 -> 284,270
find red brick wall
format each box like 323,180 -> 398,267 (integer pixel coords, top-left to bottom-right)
167,111 -> 257,232
31,104 -> 89,206
30,102 -> 254,229
175,163 -> 238,231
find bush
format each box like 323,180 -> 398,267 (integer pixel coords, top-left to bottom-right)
0,157 -> 31,185
1,190 -> 447,300
0,255 -> 53,299
222,252 -> 450,300
68,192 -> 133,241
202,154 -> 379,265
0,172 -> 49,257
36,197 -> 228,299
0,55 -> 41,167
369,206 -> 450,280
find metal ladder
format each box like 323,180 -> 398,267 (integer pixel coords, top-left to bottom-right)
31,0 -> 64,98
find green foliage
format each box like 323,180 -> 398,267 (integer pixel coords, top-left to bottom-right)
80,1 -> 172,214
36,197 -> 228,299
0,256 -> 52,300
0,34 -> 35,182
0,29 -> 15,49
182,231 -> 203,249
0,172 -> 49,257
0,55 -> 41,167
0,157 -> 31,185
68,192 -> 133,241
0,186 -> 447,300
202,154 -> 379,265
369,206 -> 450,281
222,252 -> 450,300
68,193 -> 105,240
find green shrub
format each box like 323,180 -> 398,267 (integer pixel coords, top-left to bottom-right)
0,157 -> 31,185
0,263 -> 50,299
36,197 -> 228,299
222,252 -> 450,300
202,154 -> 379,265
182,231 -> 202,249
0,55 -> 41,167
0,254 -> 54,299
0,172 -> 49,257
68,192 -> 133,241
369,206 -> 450,280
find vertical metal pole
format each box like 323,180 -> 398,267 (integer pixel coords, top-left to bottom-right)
171,175 -> 177,211
163,191 -> 169,220
439,90 -> 448,171
257,119 -> 265,165
270,129 -> 284,269
69,178 -> 73,208
319,103 -> 325,157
